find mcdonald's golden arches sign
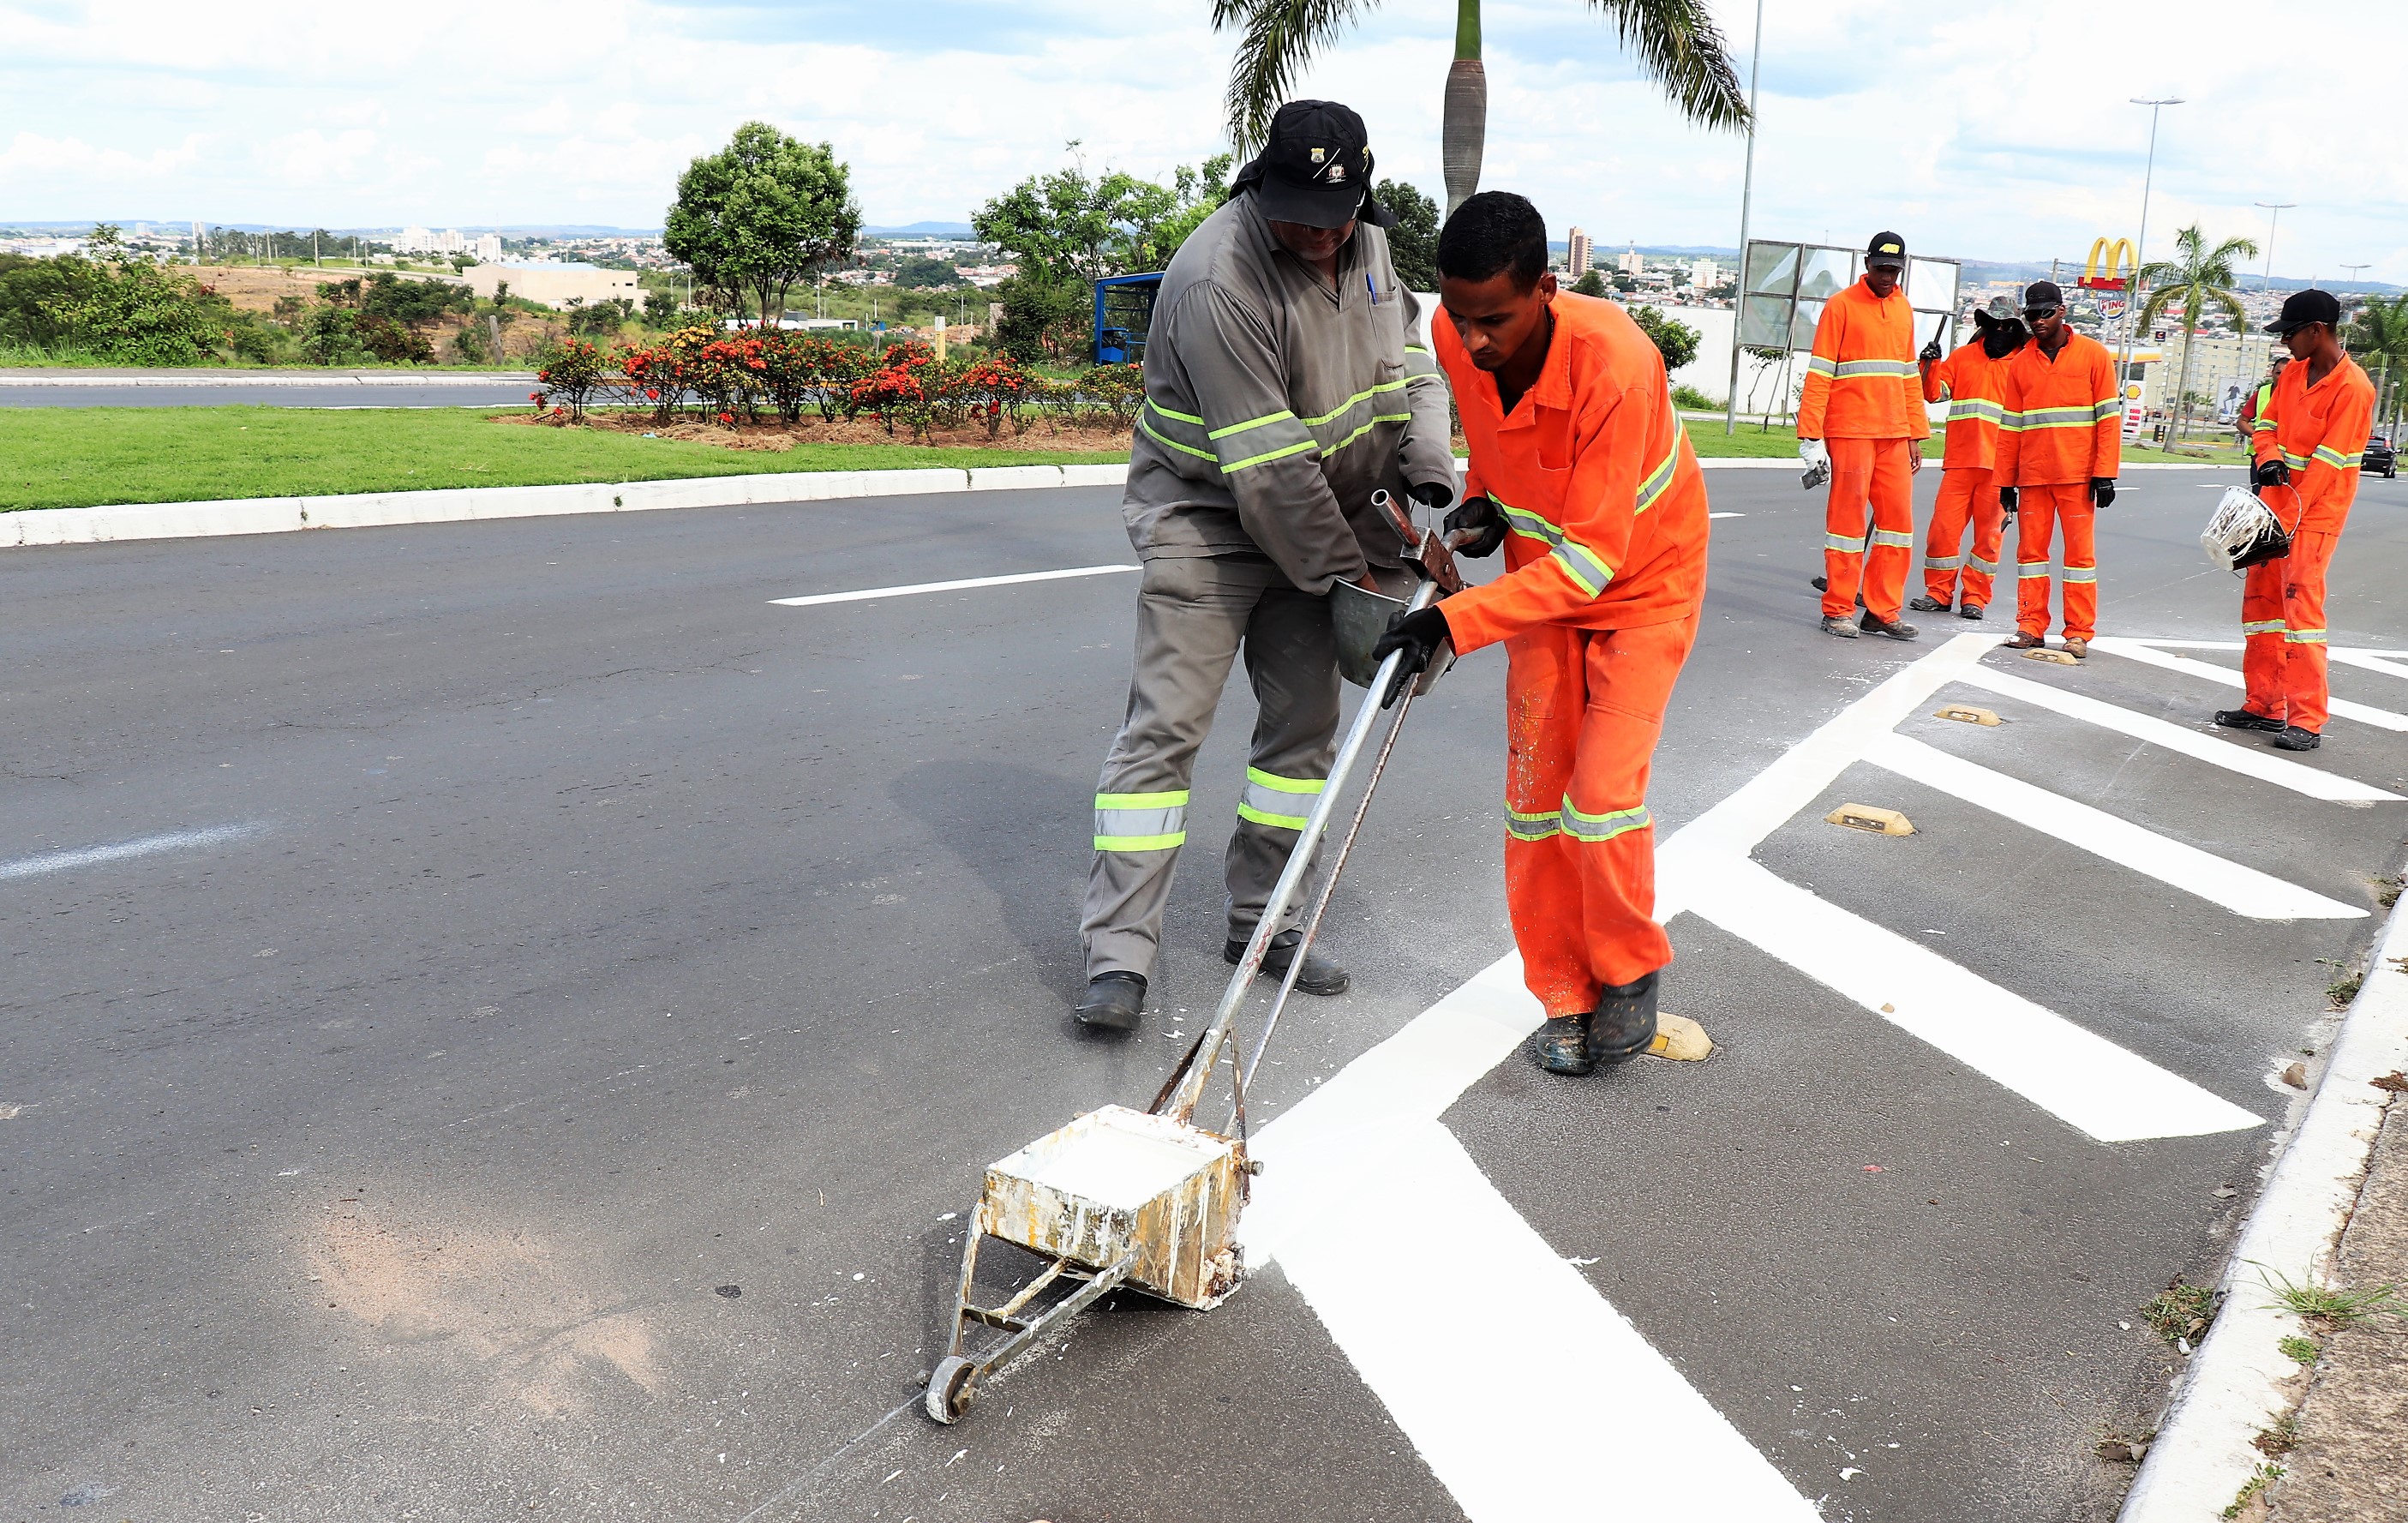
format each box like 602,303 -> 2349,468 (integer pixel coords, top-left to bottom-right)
2079,238 -> 2135,291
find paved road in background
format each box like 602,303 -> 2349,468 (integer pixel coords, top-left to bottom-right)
0,369 -> 540,409
4,465 -> 2405,1522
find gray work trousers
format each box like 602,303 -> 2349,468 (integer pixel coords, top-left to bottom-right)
1081,552 -> 1342,980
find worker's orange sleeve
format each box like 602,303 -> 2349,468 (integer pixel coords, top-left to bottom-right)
2294,375 -> 2374,526
1795,301 -> 1842,438
1922,351 -> 1952,405
1441,377 -> 1666,649
2088,348 -> 2123,479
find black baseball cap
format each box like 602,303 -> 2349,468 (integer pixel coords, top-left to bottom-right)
1865,231 -> 1907,269
2023,280 -> 2065,313
1232,100 -> 1393,229
2267,288 -> 2340,335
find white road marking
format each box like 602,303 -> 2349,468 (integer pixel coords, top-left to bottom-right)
1954,667 -> 2401,801
1708,511 -> 1746,519
1865,732 -> 2365,920
768,565 -> 1138,608
0,822 -> 267,883
2088,638 -> 2408,732
1666,856 -> 2262,1142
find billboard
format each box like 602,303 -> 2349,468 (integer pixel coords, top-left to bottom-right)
1737,239 -> 1963,357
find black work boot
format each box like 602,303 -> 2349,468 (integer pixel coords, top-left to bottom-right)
1590,973 -> 1660,1064
1075,971 -> 1147,1031
1908,595 -> 1950,614
1860,611 -> 1920,640
2271,725 -> 2322,752
1958,603 -> 1986,621
1534,1014 -> 1594,1076
1225,929 -> 1350,995
2214,708 -> 2285,733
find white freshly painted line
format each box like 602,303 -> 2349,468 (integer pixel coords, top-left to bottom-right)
2327,648 -> 2408,681
1666,855 -> 2263,1142
1254,1114 -> 1819,1521
2089,638 -> 2408,732
0,822 -> 266,883
1865,731 -> 2365,920
2121,896 -> 2408,1522
1708,511 -> 1746,519
1954,667 -> 2402,802
766,564 -> 1138,608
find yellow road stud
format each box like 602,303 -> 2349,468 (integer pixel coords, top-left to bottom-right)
1826,804 -> 1914,835
1648,1014 -> 1714,1061
1936,705 -> 2001,726
2022,649 -> 2079,666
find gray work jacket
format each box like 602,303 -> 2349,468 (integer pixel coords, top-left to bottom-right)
1122,192 -> 1458,594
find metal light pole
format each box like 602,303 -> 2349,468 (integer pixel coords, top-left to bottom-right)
1722,0 -> 1765,435
2253,201 -> 2294,293
2340,262 -> 2369,292
2119,97 -> 2183,390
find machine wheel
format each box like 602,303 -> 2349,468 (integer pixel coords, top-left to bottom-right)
925,1355 -> 978,1424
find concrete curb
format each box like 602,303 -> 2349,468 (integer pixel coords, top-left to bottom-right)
1,456 -> 2231,552
0,370 -> 540,387
2119,889 -> 2408,1521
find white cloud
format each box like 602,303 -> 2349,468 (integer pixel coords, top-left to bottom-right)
0,0 -> 2398,280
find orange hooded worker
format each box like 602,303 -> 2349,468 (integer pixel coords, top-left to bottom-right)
2215,289 -> 2376,752
1375,191 -> 1709,1076
1992,279 -> 2121,657
1911,297 -> 2026,619
1798,231 -> 1929,641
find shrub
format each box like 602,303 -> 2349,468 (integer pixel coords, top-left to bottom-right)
1629,304 -> 1701,371
1079,363 -> 1147,426
534,337 -> 612,420
1670,382 -> 1719,411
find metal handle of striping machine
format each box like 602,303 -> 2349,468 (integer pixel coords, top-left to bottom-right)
1163,575 -> 1441,1125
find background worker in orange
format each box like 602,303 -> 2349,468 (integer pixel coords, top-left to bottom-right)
1797,232 -> 1928,642
1992,280 -> 2121,657
1374,191 -> 1709,1077
1911,297 -> 2026,619
2216,290 -> 2376,753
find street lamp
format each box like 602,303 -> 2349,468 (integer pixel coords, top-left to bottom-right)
1721,0 -> 1765,436
2120,97 -> 2183,389
2340,262 -> 2369,292
2253,202 -> 2295,293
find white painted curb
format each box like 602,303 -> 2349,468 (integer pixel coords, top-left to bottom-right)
1,453 -> 2233,552
0,370 -> 539,388
2119,890 -> 2408,1521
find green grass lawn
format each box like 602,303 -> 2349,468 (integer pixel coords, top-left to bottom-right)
1,406 -> 1126,511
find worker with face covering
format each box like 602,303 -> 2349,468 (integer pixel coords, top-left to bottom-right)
1911,297 -> 2027,618
1074,99 -> 1459,1033
1796,232 -> 1930,641
1992,280 -> 2121,657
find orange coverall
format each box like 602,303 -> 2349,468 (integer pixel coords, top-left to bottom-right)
2243,354 -> 2375,734
1992,333 -> 2121,640
1433,293 -> 1710,1015
1919,339 -> 2011,609
1798,278 -> 1929,623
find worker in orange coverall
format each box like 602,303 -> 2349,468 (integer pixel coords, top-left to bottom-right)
1992,280 -> 2121,657
1910,297 -> 2026,619
1797,231 -> 1928,641
1373,191 -> 1709,1076
2214,289 -> 2377,752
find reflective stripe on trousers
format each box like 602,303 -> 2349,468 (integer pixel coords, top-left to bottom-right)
1237,767 -> 1325,830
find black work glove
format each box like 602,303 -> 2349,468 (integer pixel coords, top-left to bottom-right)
1407,478 -> 1454,513
1997,485 -> 2017,513
1919,335 -> 1944,363
2253,459 -> 2290,490
1442,494 -> 1506,558
1370,605 -> 1450,708
2090,477 -> 2116,509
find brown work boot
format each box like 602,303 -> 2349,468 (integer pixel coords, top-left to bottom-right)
2005,631 -> 2045,649
2061,636 -> 2090,659
1533,1014 -> 1594,1076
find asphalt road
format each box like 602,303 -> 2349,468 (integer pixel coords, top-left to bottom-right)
0,369 -> 541,409
4,464 -> 2405,1522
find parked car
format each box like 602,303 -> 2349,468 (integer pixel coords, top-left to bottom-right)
2362,433 -> 2397,479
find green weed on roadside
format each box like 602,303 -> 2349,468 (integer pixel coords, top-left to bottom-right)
2142,1280 -> 2219,1347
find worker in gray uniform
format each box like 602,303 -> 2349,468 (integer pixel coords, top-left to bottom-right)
1075,99 -> 1458,1031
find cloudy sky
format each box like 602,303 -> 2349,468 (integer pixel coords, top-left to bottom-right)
3,0 -> 2399,281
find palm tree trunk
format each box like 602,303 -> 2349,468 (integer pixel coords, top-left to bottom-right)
1441,0 -> 1485,216
2171,297 -> 2196,451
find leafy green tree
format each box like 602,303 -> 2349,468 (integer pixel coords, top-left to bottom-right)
27,226 -> 233,363
2136,225 -> 2256,445
665,123 -> 862,327
1570,268 -> 1608,298
1144,154 -> 1237,268
644,288 -> 680,324
895,255 -> 963,289
1377,179 -> 1440,290
2346,294 -> 2408,432
1628,303 -> 1699,369
359,273 -> 471,328
1216,0 -> 1746,214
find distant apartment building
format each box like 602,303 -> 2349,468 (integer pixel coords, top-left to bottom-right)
1688,257 -> 1722,291
1566,227 -> 1592,279
1618,244 -> 1644,278
394,226 -> 470,255
473,234 -> 503,263
463,261 -> 639,310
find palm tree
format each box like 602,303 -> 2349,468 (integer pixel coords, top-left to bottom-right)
1214,0 -> 1750,216
2135,225 -> 2255,449
2346,293 -> 2408,440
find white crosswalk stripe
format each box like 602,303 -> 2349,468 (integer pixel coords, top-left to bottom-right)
2089,637 -> 2408,731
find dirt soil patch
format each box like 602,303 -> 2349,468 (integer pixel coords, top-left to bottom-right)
494,409 -> 1136,455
